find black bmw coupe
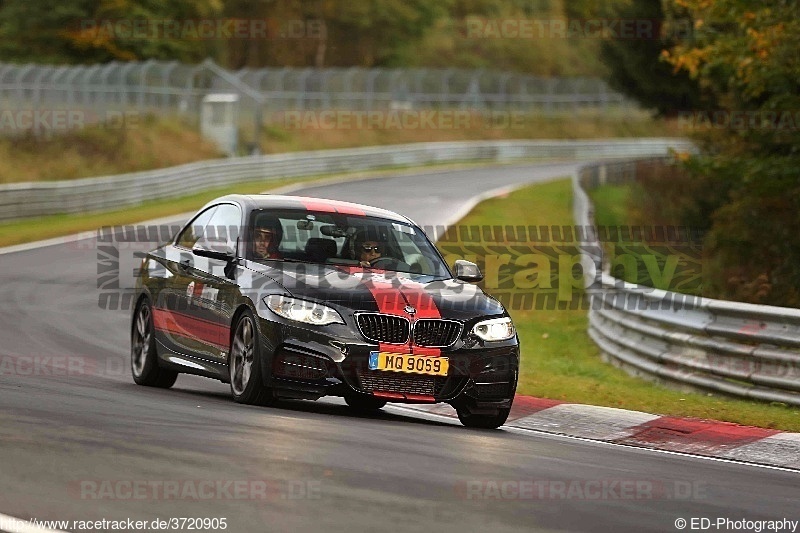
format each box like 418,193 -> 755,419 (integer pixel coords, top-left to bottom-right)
132,195 -> 519,428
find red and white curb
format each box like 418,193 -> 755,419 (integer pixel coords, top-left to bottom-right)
402,396 -> 800,470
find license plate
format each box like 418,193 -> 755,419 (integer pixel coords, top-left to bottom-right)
368,351 -> 449,376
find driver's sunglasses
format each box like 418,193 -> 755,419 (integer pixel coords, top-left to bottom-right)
361,245 -> 382,253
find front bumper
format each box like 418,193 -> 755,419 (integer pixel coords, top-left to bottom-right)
257,316 -> 519,405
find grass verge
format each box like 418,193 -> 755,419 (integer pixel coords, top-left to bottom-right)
257,108 -> 680,154
455,179 -> 800,431
1,109 -> 680,184
0,115 -> 222,183
588,183 -> 631,228
589,183 -> 704,296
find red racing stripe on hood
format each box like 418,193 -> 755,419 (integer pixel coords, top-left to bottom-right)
346,270 -> 443,356
333,267 -> 406,315
396,281 -> 440,319
394,278 -> 442,356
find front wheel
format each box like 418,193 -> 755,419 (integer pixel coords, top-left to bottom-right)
131,299 -> 178,388
456,407 -> 511,429
229,310 -> 275,406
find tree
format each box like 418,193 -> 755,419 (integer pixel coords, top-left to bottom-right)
595,0 -> 708,116
0,0 -> 222,64
221,0 -> 449,69
64,0 -> 223,63
0,0 -> 95,63
401,0 -> 606,76
0,0 -> 611,75
661,0 -> 800,306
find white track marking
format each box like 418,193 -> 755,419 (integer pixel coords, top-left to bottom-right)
0,512 -> 66,533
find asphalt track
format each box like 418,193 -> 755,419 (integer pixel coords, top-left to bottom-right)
0,162 -> 798,533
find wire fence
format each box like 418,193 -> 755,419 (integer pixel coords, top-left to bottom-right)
0,59 -> 635,136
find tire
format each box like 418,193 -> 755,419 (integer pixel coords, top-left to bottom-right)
229,309 -> 275,406
131,299 -> 178,388
344,394 -> 387,412
456,406 -> 511,429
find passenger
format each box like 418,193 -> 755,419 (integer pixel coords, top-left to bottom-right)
252,218 -> 282,259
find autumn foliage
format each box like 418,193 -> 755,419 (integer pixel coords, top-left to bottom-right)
640,0 -> 800,306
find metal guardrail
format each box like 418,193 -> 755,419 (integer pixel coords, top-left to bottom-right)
0,138 -> 690,221
574,159 -> 800,406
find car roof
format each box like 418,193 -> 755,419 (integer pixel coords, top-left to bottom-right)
207,194 -> 414,224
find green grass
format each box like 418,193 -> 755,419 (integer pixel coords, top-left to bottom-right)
454,179 -> 800,431
0,110 -> 682,184
258,108 -> 680,154
589,183 -> 704,296
588,184 -> 631,228
0,115 -> 222,183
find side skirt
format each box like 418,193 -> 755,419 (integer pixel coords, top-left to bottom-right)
156,340 -> 229,382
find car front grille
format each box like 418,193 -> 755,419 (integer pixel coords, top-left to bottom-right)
413,319 -> 462,347
356,313 -> 462,347
357,370 -> 447,397
356,313 -> 410,344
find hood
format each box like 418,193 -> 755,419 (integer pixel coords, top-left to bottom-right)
248,262 -> 504,320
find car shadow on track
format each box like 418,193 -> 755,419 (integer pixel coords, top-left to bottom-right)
124,380 -> 458,429
270,398 -> 457,429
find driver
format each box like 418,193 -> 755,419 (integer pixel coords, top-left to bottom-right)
350,227 -> 386,267
358,239 -> 382,267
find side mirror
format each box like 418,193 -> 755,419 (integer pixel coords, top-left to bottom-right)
193,238 -> 236,262
454,260 -> 483,282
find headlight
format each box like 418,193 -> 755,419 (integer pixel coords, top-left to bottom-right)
265,295 -> 344,326
471,317 -> 515,341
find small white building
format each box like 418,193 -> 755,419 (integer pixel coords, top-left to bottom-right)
201,93 -> 239,156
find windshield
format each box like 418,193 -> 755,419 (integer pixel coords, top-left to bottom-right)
247,209 -> 450,278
